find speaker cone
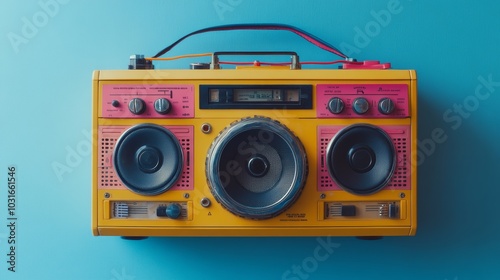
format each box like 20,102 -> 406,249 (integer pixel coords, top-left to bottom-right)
206,116 -> 307,219
113,124 -> 183,195
326,124 -> 395,195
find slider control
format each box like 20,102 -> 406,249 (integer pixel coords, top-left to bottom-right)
340,205 -> 357,217
156,203 -> 182,219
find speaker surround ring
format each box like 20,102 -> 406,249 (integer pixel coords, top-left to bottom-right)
206,116 -> 308,219
113,124 -> 183,195
326,124 -> 396,195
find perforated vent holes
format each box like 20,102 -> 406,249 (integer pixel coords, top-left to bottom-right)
98,126 -> 194,190
386,136 -> 408,189
99,137 -> 120,187
318,126 -> 410,191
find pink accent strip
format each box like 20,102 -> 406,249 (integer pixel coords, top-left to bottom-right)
101,84 -> 194,118
316,84 -> 409,118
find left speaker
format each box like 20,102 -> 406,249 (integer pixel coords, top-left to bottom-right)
113,124 -> 183,195
206,116 -> 308,220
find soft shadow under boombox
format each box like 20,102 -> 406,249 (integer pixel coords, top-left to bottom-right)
91,66 -> 417,238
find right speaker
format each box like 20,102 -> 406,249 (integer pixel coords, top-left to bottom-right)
326,124 -> 396,195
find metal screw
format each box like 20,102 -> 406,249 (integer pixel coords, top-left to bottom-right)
104,192 -> 110,198
320,193 -> 326,199
400,193 -> 406,198
184,193 -> 190,199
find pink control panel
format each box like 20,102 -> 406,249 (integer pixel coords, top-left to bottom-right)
101,84 -> 194,118
316,84 -> 409,118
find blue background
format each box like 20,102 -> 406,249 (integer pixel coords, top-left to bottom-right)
1,0 -> 499,279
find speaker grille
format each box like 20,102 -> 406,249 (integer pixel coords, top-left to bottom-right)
317,125 -> 410,192
99,136 -> 121,187
98,126 -> 193,191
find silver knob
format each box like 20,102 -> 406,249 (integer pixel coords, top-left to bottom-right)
154,98 -> 171,115
352,98 -> 369,115
327,97 -> 345,114
378,98 -> 395,115
128,98 -> 145,115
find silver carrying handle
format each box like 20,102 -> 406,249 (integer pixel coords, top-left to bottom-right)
211,51 -> 301,70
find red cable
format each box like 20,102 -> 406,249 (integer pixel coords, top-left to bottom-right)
218,60 -> 363,66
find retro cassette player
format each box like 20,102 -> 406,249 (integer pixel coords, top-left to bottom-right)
91,24 -> 417,237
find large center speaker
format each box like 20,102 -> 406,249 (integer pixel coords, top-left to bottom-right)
206,117 -> 307,219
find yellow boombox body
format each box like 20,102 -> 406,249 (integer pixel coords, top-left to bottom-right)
91,67 -> 417,238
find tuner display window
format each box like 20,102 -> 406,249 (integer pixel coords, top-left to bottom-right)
199,85 -> 313,109
233,89 -> 300,103
234,89 -> 279,102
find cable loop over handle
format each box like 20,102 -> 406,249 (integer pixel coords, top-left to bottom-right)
152,23 -> 349,59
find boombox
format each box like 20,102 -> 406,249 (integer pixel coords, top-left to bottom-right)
91,24 -> 417,238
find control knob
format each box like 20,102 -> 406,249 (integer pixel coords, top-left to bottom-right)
352,97 -> 369,114
156,203 -> 182,219
128,98 -> 146,115
154,98 -> 172,115
378,98 -> 395,115
327,97 -> 345,114
165,203 -> 182,219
